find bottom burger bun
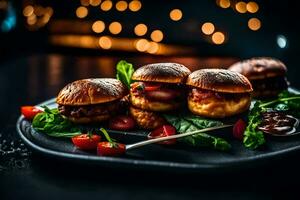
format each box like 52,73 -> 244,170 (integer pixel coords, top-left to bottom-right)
130,93 -> 181,112
188,92 -> 251,118
67,114 -> 110,124
130,106 -> 166,130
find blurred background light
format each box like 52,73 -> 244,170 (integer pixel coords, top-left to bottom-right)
129,0 -> 141,12
150,30 -> 164,42
169,9 -> 183,21
212,32 -> 225,44
217,0 -> 231,9
277,35 -> 288,48
23,5 -> 34,17
92,20 -> 105,33
116,1 -> 128,12
99,36 -> 112,49
134,23 -> 147,36
248,18 -> 261,31
235,2 -> 247,13
109,21 -> 122,34
89,0 -> 101,7
246,1 -> 259,13
101,0 -> 113,11
76,6 -> 88,18
201,22 -> 215,35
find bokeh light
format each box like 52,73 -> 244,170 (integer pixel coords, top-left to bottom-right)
109,22 -> 122,34
212,32 -> 225,45
23,5 -> 34,17
116,1 -> 128,11
235,2 -> 247,13
217,0 -> 231,9
99,36 -> 112,49
169,9 -> 183,21
135,39 -> 150,52
277,35 -> 288,49
76,6 -> 88,18
90,0 -> 101,7
134,24 -> 147,36
147,42 -> 160,54
248,18 -> 261,31
101,0 -> 113,11
246,1 -> 259,13
201,22 -> 215,35
92,21 -> 105,33
150,30 -> 164,42
129,0 -> 142,12
80,0 -> 90,6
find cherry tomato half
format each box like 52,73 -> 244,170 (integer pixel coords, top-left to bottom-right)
233,119 -> 246,140
148,125 -> 177,145
21,106 -> 43,120
109,115 -> 136,131
143,82 -> 161,91
72,134 -> 101,150
97,142 -> 126,156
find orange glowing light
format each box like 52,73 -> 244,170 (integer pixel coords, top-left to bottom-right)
217,0 -> 230,9
116,1 -> 128,11
248,18 -> 261,31
23,5 -> 34,17
147,42 -> 159,54
212,32 -> 225,45
80,0 -> 90,6
92,21 -> 105,33
99,36 -> 112,49
109,22 -> 122,34
169,9 -> 183,21
134,24 -> 147,36
235,2 -> 247,13
101,0 -> 113,11
246,1 -> 259,13
135,39 -> 149,52
201,22 -> 215,35
76,6 -> 88,18
129,0 -> 141,12
150,30 -> 163,42
90,0 -> 101,7
27,14 -> 37,25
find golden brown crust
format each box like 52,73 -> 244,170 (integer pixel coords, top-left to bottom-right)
132,63 -> 191,83
66,114 -> 110,124
56,78 -> 128,106
186,69 -> 253,93
130,106 -> 166,130
130,91 -> 181,112
228,57 -> 287,80
187,94 -> 251,118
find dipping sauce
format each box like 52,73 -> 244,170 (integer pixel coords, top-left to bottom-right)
258,111 -> 299,136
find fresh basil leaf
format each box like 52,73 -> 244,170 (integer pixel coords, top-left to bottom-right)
116,60 -> 134,89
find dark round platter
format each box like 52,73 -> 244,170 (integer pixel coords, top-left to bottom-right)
16,90 -> 300,172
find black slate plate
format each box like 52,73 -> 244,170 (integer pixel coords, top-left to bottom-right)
16,89 -> 300,172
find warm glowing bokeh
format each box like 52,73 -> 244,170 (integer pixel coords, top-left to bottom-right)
92,21 -> 105,33
76,6 -> 88,18
134,24 -> 147,36
116,1 -> 128,11
169,9 -> 183,21
99,36 -> 112,49
23,5 -> 34,17
235,2 -> 247,13
201,22 -> 215,35
90,0 -> 101,7
151,30 -> 164,42
147,42 -> 160,54
101,0 -> 113,11
135,39 -> 150,52
246,1 -> 259,13
248,18 -> 261,31
129,0 -> 141,12
212,32 -> 225,44
109,22 -> 122,34
80,0 -> 90,6
217,0 -> 230,9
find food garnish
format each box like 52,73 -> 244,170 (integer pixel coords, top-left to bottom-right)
97,128 -> 126,156
116,60 -> 134,89
244,91 -> 300,149
164,114 -> 231,151
21,106 -> 43,120
109,115 -> 136,131
72,134 -> 101,150
233,119 -> 247,140
148,125 -> 177,145
32,106 -> 81,137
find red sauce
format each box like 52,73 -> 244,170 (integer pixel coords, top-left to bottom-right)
258,111 -> 299,136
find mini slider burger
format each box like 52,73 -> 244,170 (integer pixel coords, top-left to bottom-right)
228,57 -> 288,98
129,63 -> 191,129
57,78 -> 128,123
186,69 -> 253,118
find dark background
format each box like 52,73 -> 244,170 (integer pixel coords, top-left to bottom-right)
1,0 -> 300,199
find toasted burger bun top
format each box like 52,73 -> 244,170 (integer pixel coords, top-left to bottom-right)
132,63 -> 191,84
56,78 -> 128,106
228,57 -> 287,80
186,69 -> 253,93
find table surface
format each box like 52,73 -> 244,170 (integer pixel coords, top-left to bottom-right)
1,54 -> 300,200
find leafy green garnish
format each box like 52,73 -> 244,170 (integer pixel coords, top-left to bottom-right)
243,90 -> 300,149
164,114 -> 231,151
99,128 -> 118,148
116,60 -> 134,89
32,106 -> 81,137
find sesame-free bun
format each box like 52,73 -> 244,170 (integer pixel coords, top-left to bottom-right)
56,78 -> 128,106
186,69 -> 253,93
132,63 -> 191,83
228,57 -> 287,80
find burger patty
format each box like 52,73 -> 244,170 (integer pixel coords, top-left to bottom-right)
58,101 -> 120,118
251,76 -> 288,91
